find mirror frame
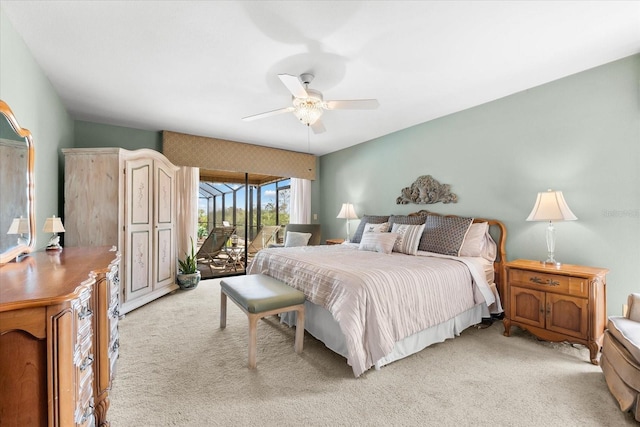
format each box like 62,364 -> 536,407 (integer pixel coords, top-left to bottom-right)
0,100 -> 35,264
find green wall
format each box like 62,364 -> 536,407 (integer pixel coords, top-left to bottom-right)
74,120 -> 161,151
0,8 -> 74,250
318,54 -> 640,317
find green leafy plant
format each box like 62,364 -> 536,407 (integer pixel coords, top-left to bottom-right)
178,237 -> 198,274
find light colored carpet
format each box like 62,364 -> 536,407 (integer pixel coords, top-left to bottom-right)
109,279 -> 635,426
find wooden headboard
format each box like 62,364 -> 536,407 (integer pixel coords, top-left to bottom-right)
408,210 -> 508,299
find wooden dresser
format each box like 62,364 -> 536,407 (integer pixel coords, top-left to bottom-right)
503,259 -> 608,364
0,247 -> 120,426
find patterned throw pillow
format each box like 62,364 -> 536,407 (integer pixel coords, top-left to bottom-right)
359,232 -> 399,254
388,214 -> 426,230
418,215 -> 474,256
362,222 -> 389,234
391,223 -> 425,255
351,215 -> 390,243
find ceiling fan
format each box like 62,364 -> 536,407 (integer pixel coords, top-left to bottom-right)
242,73 -> 379,134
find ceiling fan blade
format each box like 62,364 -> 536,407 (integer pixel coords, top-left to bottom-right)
242,107 -> 294,122
278,74 -> 308,99
324,99 -> 379,110
310,119 -> 326,134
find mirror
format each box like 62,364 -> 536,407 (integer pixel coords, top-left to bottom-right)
0,100 -> 35,264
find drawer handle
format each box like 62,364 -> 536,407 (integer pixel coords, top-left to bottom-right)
79,354 -> 94,371
77,405 -> 94,424
529,276 -> 560,286
78,305 -> 93,320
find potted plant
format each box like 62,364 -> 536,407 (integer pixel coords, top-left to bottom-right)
177,237 -> 200,290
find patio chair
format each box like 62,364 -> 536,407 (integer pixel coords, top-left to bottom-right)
247,225 -> 281,257
196,226 -> 235,273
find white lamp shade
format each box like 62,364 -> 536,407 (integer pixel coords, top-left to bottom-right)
336,203 -> 358,220
7,217 -> 29,234
526,190 -> 577,222
43,216 -> 66,233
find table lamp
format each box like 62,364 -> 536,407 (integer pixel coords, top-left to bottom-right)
526,189 -> 577,266
43,215 -> 66,251
336,203 -> 358,242
7,216 -> 29,246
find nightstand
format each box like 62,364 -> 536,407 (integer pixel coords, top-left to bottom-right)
325,238 -> 345,245
503,259 -> 608,364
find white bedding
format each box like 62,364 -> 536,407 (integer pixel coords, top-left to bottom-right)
247,244 -> 501,377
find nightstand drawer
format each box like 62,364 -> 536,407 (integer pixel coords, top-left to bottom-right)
509,268 -> 588,297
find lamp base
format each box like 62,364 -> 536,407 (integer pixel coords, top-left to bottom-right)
46,244 -> 63,252
540,258 -> 561,267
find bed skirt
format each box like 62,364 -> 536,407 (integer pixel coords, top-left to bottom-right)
280,301 -> 488,372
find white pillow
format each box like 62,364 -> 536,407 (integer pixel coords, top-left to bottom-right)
359,232 -> 399,254
284,232 -> 312,247
391,223 -> 425,255
459,222 -> 498,262
362,222 -> 389,234
459,222 -> 488,257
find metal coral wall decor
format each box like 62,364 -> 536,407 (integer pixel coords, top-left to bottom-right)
396,175 -> 458,205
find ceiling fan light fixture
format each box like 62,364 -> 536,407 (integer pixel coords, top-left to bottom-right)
242,73 -> 378,131
293,96 -> 323,125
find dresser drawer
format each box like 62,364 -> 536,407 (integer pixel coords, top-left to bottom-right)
75,397 -> 95,427
76,292 -> 94,339
107,269 -> 120,299
509,268 -> 588,297
75,331 -> 95,427
75,331 -> 94,380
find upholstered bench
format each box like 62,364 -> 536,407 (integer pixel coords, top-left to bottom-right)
220,274 -> 306,369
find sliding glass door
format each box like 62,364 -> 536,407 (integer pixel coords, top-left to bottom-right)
197,175 -> 290,278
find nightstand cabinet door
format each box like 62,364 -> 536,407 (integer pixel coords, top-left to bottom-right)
510,287 -> 545,328
547,293 -> 588,340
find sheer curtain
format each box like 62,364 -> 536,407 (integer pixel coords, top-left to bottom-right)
176,166 -> 199,258
290,178 -> 311,224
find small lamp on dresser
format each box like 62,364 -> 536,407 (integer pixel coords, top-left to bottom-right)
43,215 -> 65,251
526,189 -> 577,266
7,216 -> 29,246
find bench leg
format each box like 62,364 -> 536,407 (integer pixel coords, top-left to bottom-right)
294,306 -> 305,354
220,290 -> 227,329
248,313 -> 259,369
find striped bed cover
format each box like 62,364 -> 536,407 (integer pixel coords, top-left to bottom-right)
247,244 -> 494,377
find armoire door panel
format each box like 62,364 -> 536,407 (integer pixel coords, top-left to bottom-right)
156,228 -> 173,284
128,230 -> 152,297
129,163 -> 151,225
156,166 -> 172,224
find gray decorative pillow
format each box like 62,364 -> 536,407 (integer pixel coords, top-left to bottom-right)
284,232 -> 312,247
388,214 -> 426,230
418,215 -> 474,256
351,215 -> 390,243
391,223 -> 425,255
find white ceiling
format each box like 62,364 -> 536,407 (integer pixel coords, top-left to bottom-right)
2,1 -> 639,156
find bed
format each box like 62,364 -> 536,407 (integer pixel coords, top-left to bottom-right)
246,210 -> 507,377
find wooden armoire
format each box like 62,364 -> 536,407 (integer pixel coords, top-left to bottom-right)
63,148 -> 180,314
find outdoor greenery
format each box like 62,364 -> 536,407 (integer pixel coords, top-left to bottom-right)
197,186 -> 290,240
